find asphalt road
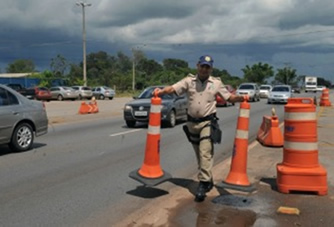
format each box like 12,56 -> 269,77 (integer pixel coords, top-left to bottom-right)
0,94 -> 316,226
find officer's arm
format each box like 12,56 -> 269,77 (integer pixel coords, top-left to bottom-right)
228,94 -> 246,103
154,86 -> 175,96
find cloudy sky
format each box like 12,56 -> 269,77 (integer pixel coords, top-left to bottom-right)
1,0 -> 334,81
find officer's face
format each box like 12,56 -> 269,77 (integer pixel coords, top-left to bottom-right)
197,64 -> 212,79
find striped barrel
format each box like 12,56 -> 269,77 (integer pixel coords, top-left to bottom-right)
283,98 -> 318,168
224,100 -> 251,186
138,96 -> 164,178
320,89 -> 331,106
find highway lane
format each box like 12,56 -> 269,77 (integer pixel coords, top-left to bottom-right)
0,95 -> 313,226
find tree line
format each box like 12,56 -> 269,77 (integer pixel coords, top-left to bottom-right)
3,51 -> 332,91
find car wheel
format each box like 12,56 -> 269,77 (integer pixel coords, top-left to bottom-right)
109,97 -> 114,100
78,95 -> 82,100
57,95 -> 63,101
167,110 -> 176,128
267,100 -> 272,104
99,94 -> 105,100
9,123 -> 34,152
126,120 -> 136,128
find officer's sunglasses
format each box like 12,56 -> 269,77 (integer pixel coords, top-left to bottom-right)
200,64 -> 211,69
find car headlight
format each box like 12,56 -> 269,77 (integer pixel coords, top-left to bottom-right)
124,105 -> 132,111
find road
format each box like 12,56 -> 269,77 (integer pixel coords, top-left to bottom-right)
0,95 -> 314,226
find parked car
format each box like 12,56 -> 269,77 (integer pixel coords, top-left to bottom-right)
6,84 -> 36,99
216,85 -> 236,107
259,85 -> 272,98
267,85 -> 292,104
92,86 -> 115,100
72,86 -> 93,100
316,86 -> 326,92
35,87 -> 52,101
0,84 -> 48,152
236,83 -> 260,102
124,86 -> 188,128
50,86 -> 78,101
291,86 -> 301,94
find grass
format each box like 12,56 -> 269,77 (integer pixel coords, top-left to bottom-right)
115,90 -> 141,98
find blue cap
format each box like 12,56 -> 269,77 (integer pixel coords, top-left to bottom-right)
198,55 -> 214,67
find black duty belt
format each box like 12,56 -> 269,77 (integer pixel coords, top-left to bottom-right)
187,114 -> 215,123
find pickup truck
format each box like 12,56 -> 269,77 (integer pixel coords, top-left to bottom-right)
6,84 -> 36,99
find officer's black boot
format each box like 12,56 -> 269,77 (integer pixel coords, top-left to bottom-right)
195,181 -> 214,202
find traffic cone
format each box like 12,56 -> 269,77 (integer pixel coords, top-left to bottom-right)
320,88 -> 331,107
277,98 -> 327,195
129,93 -> 172,186
78,102 -> 89,114
256,108 -> 283,147
217,97 -> 256,192
89,97 -> 99,113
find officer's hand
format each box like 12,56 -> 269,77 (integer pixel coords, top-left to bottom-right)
243,95 -> 250,102
153,88 -> 163,97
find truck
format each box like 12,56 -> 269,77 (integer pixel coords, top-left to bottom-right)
305,76 -> 317,93
6,84 -> 36,99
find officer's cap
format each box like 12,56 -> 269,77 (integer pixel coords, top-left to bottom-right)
198,55 -> 214,67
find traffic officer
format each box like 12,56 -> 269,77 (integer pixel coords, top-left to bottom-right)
154,55 -> 247,202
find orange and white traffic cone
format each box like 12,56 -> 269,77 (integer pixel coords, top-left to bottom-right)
320,88 -> 331,107
217,97 -> 256,192
129,92 -> 172,186
78,102 -> 89,114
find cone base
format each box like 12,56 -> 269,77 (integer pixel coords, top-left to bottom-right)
129,169 -> 172,187
216,181 -> 256,193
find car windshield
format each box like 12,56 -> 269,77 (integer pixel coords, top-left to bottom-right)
260,86 -> 271,90
82,87 -> 91,90
306,82 -> 317,86
272,87 -> 290,92
239,84 -> 254,90
39,87 -> 48,91
103,86 -> 113,90
72,87 -> 79,90
63,87 -> 74,91
138,87 -> 174,99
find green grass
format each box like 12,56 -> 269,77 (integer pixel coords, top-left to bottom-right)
115,90 -> 141,98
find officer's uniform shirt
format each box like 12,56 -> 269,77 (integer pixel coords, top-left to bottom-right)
172,74 -> 232,118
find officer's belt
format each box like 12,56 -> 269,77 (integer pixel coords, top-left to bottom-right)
187,114 -> 215,123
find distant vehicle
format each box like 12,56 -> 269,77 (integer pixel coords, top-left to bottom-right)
259,85 -> 272,98
6,84 -> 36,99
268,85 -> 292,104
0,84 -> 48,152
35,87 -> 52,101
216,85 -> 236,107
50,86 -> 78,101
92,86 -> 115,100
316,86 -> 326,92
124,86 -> 187,128
72,86 -> 93,100
236,83 -> 260,102
305,76 -> 317,93
291,86 -> 301,94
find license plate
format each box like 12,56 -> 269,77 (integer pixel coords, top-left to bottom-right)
134,111 -> 148,116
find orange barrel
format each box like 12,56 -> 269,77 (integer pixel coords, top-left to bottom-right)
283,98 -> 318,168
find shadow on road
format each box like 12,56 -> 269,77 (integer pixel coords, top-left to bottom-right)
0,143 -> 47,156
126,185 -> 169,199
169,178 -> 198,196
260,177 -> 278,191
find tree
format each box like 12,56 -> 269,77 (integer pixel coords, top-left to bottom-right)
317,77 -> 332,87
275,67 -> 298,85
163,58 -> 188,71
7,59 -> 35,73
241,62 -> 274,84
50,54 -> 69,77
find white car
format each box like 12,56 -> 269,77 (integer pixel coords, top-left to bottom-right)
316,86 -> 326,92
259,85 -> 272,98
236,83 -> 260,102
268,85 -> 292,104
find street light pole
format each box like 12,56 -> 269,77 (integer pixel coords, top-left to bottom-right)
76,1 -> 91,87
132,48 -> 135,91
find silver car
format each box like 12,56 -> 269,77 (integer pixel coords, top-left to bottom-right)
92,86 -> 115,100
0,85 -> 48,152
268,85 -> 292,104
50,86 -> 78,101
236,83 -> 260,102
259,85 -> 272,98
72,86 -> 93,100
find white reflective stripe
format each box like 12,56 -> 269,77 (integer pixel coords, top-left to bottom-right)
284,112 -> 316,120
239,109 -> 250,118
284,141 -> 318,151
150,105 -> 162,113
236,129 -> 248,139
148,126 -> 160,135
322,97 -> 329,99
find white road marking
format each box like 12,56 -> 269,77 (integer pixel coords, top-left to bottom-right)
110,129 -> 143,137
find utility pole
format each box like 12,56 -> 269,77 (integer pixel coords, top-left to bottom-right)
76,1 -> 91,86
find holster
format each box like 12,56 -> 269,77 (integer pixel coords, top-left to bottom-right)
210,117 -> 222,144
183,125 -> 199,145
